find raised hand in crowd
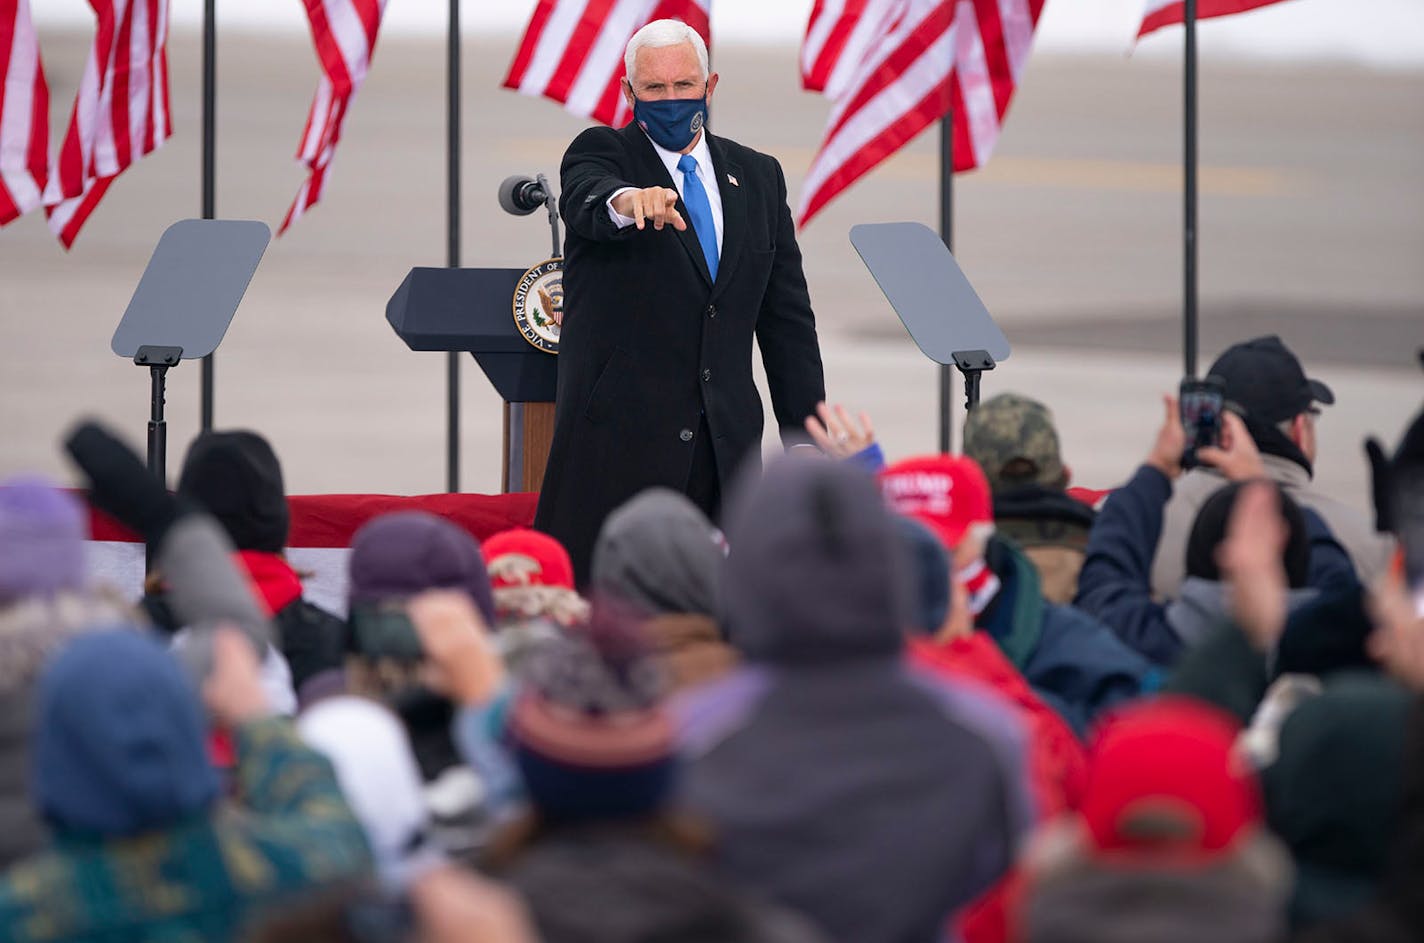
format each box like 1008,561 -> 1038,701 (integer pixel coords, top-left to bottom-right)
1198,409 -> 1267,481
410,866 -> 539,943
1145,394 -> 1187,478
804,401 -> 876,459
1144,395 -> 1266,482
407,589 -> 506,707
203,626 -> 276,727
1218,479 -> 1292,651
1368,568 -> 1424,691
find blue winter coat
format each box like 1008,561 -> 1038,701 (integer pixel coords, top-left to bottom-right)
1074,465 -> 1357,667
977,535 -> 1152,737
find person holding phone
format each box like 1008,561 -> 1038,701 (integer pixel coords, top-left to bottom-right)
1151,336 -> 1393,600
1073,395 -> 1352,665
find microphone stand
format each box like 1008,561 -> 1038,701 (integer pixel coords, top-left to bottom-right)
537,172 -> 561,258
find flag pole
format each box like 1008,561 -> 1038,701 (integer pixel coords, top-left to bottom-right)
938,111 -> 954,453
200,0 -> 216,430
1183,0 -> 1199,377
445,0 -> 462,492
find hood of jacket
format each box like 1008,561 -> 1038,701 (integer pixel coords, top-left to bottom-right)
720,459 -> 909,666
33,629 -> 218,837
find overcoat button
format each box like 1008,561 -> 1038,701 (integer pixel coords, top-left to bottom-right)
679,429 -> 694,442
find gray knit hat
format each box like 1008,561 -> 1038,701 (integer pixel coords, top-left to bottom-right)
590,488 -> 722,618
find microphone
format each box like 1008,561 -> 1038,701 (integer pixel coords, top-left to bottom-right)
498,174 -> 549,216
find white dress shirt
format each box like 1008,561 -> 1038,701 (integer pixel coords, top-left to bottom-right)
606,129 -> 724,255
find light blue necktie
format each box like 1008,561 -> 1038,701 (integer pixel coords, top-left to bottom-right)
677,154 -> 719,282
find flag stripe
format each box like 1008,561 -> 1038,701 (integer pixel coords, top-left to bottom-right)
0,0 -> 49,225
954,1 -> 998,168
1139,0 -> 1290,38
546,0 -> 627,104
563,0 -> 652,116
823,0 -> 900,100
822,2 -> 951,146
802,15 -> 954,220
504,0 -> 709,127
505,0 -> 557,87
799,0 -> 1044,226
282,0 -> 386,233
41,0 -> 171,247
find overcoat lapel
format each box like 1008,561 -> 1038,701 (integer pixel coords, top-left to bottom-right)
707,133 -> 744,302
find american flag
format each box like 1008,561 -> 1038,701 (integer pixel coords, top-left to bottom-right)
42,0 -> 171,249
503,0 -> 711,127
798,0 -> 1044,227
281,0 -> 388,234
1139,0 -> 1292,38
0,0 -> 49,228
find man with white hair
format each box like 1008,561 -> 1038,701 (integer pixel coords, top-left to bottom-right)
534,19 -> 825,584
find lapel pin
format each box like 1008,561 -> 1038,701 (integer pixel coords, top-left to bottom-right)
727,173 -> 739,187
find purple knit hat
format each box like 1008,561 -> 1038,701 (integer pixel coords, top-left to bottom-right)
347,511 -> 496,625
0,477 -> 88,605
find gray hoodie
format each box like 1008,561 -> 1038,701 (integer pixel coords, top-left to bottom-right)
678,458 -> 1026,943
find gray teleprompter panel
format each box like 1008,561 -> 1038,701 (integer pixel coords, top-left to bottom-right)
849,222 -> 1010,365
111,219 -> 271,359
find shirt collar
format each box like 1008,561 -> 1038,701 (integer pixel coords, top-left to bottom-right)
641,126 -> 714,181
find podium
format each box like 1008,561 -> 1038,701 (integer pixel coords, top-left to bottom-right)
387,267 -> 559,493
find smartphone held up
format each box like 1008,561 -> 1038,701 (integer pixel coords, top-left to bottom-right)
1179,375 -> 1227,470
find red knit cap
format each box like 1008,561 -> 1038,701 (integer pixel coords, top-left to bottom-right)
1079,697 -> 1261,856
482,528 -> 576,591
879,455 -> 994,550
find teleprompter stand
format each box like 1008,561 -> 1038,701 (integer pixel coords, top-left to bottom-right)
135,345 -> 182,478
111,220 -> 271,483
849,222 -> 1010,436
952,349 -> 996,411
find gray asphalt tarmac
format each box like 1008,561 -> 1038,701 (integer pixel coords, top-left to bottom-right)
1,31 -> 1420,507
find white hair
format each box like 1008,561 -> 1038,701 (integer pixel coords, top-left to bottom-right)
624,19 -> 709,86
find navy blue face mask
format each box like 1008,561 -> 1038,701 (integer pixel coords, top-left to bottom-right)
632,92 -> 708,152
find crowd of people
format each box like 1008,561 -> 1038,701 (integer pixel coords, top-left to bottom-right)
0,333 -> 1420,942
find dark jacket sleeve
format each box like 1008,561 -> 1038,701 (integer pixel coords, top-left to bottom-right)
558,127 -> 641,244
1027,604 -> 1154,737
753,159 -> 824,443
1163,622 -> 1269,726
1304,508 -> 1360,592
1073,465 -> 1182,665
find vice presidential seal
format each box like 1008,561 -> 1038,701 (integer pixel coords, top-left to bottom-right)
512,258 -> 563,354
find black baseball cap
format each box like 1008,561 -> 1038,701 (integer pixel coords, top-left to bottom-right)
1207,335 -> 1335,425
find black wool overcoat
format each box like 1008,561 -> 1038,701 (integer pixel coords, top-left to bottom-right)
533,123 -> 825,583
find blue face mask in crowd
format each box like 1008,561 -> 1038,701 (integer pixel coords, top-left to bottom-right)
632,92 -> 708,152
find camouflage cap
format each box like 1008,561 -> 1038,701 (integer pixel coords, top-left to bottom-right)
963,393 -> 1066,493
